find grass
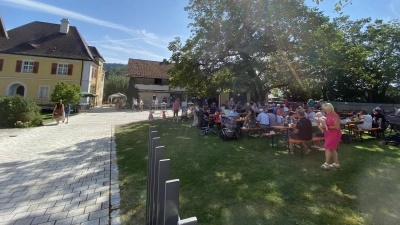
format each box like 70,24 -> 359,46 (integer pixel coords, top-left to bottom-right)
115,119 -> 400,225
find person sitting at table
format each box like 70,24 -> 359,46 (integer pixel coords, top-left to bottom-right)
307,99 -> 315,108
210,103 -> 217,114
357,108 -> 372,130
203,104 -> 210,116
267,108 -> 279,126
229,106 -> 239,117
372,109 -> 387,136
307,107 -> 316,120
243,108 -> 257,128
252,103 -> 260,113
256,108 -> 270,132
289,109 -> 313,155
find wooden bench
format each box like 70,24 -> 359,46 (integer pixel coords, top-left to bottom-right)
288,136 -> 326,157
352,127 -> 383,142
261,133 -> 277,148
241,127 -> 262,140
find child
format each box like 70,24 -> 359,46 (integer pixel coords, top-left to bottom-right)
215,109 -> 221,123
148,110 -> 154,121
162,110 -> 166,123
314,112 -> 328,132
64,103 -> 71,124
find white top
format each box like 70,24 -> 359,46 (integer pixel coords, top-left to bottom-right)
358,114 -> 373,129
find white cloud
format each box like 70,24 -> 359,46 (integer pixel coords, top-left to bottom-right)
0,0 -> 179,62
389,0 -> 400,18
1,0 -> 170,48
86,35 -> 171,63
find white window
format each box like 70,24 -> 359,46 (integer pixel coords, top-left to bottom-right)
22,61 -> 34,73
38,86 -> 50,99
57,63 -> 68,75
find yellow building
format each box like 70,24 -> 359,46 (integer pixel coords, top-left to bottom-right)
0,17 -> 105,108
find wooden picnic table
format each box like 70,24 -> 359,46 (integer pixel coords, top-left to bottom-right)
240,127 -> 262,140
270,126 -> 293,150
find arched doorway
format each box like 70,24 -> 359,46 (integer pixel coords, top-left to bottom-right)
6,82 -> 27,98
16,86 -> 25,96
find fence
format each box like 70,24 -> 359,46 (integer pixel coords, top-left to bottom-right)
146,126 -> 197,225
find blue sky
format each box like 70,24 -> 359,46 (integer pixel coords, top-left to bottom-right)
0,0 -> 399,64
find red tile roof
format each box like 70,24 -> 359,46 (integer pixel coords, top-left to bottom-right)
0,21 -> 102,61
126,58 -> 173,79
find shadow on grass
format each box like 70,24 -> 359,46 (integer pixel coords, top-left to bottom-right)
115,119 -> 400,225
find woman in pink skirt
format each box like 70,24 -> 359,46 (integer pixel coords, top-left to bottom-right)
321,103 -> 342,169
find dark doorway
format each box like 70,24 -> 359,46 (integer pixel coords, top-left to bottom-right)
16,86 -> 25,96
229,92 -> 247,104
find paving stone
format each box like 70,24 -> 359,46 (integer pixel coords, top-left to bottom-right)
37,221 -> 55,225
81,219 -> 99,225
28,209 -> 46,218
45,206 -> 65,215
71,214 -> 89,224
14,217 -> 34,225
12,206 -> 30,214
48,211 -> 68,221
0,207 -> 16,215
88,209 -> 108,221
62,203 -> 79,212
95,196 -> 108,205
54,217 -> 72,225
31,215 -> 50,225
66,208 -> 85,218
13,212 -> 32,220
84,204 -> 101,214
99,216 -> 109,225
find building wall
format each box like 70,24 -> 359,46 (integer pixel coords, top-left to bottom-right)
0,53 -> 82,103
132,77 -> 169,85
88,59 -> 105,106
0,53 -> 105,107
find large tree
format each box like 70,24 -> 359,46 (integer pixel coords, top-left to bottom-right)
50,82 -> 81,104
326,17 -> 400,103
168,0 -> 326,101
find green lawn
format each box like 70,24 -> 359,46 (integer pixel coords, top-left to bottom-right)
115,119 -> 400,225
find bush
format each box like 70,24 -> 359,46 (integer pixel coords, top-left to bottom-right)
0,95 -> 43,128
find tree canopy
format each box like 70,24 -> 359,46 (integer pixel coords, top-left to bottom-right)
168,0 -> 328,101
50,82 -> 81,104
168,0 -> 399,103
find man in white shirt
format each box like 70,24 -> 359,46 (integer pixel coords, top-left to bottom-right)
256,108 -> 270,131
132,98 -> 137,111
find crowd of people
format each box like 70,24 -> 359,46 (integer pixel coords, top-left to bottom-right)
191,98 -> 343,170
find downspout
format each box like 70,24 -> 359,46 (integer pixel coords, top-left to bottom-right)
80,60 -> 84,86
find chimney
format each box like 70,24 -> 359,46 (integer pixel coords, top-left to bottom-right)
60,18 -> 70,34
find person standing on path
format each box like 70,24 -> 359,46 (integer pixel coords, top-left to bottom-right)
64,103 -> 71,124
132,98 -> 138,111
155,97 -> 159,110
172,100 -> 180,122
53,100 -> 64,125
139,99 -> 144,112
320,103 -> 342,169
